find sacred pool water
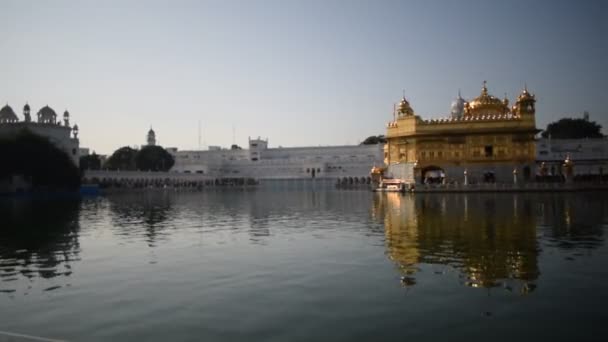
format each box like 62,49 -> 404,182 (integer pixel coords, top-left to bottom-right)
1,188 -> 607,341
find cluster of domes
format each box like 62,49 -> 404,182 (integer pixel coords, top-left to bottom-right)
390,81 -> 536,125
449,81 -> 536,119
0,103 -> 76,130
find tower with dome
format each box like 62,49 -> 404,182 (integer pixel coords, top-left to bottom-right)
384,81 -> 539,184
147,127 -> 156,146
0,102 -> 80,165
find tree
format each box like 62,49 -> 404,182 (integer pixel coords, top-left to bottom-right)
361,135 -> 387,145
0,129 -> 81,190
541,118 -> 604,139
135,145 -> 175,171
80,153 -> 102,170
230,144 -> 242,150
104,146 -> 138,170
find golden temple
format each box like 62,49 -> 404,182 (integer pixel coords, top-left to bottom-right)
384,81 -> 539,184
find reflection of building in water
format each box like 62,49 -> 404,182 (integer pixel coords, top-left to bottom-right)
536,193 -> 606,248
374,193 -> 540,291
0,199 -> 81,292
375,193 -> 420,266
107,192 -> 176,247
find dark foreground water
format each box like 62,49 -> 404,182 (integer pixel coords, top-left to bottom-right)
1,189 -> 607,341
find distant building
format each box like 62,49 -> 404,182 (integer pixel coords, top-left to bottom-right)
536,138 -> 608,176
0,103 -> 80,165
147,127 -> 156,146
384,81 -> 539,184
169,136 -> 383,180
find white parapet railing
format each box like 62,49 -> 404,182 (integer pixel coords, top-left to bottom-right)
83,170 -> 215,182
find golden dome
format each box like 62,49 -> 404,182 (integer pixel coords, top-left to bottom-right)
397,96 -> 414,116
466,81 -> 509,116
517,85 -> 535,102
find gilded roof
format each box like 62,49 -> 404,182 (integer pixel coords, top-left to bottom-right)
466,81 -> 509,115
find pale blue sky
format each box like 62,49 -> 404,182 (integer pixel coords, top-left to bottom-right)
1,0 -> 606,154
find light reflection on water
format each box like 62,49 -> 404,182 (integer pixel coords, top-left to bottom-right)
0,190 -> 607,341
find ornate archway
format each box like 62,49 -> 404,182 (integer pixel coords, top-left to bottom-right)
421,165 -> 445,184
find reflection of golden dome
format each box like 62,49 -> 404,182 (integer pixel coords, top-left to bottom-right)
397,96 -> 414,116
466,81 -> 509,116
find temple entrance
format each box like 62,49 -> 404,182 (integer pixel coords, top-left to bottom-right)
421,166 -> 445,184
483,171 -> 496,183
523,166 -> 531,181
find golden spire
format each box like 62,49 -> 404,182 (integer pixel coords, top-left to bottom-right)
481,80 -> 488,95
518,83 -> 535,101
397,91 -> 414,116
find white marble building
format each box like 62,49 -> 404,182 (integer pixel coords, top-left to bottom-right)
536,138 -> 608,175
169,137 -> 383,180
0,103 -> 80,165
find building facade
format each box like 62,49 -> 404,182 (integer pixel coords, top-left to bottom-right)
384,82 -> 539,184
0,103 -> 80,165
536,138 -> 608,176
169,137 -> 383,180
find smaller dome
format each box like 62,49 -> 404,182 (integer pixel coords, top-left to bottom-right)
397,96 -> 414,116
0,104 -> 19,123
24,103 -> 30,111
450,91 -> 466,118
37,105 -> 58,123
517,86 -> 535,102
64,110 -> 70,117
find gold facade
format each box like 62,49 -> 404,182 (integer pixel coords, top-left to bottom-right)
385,82 -> 538,180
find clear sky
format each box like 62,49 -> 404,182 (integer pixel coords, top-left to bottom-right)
1,0 -> 606,154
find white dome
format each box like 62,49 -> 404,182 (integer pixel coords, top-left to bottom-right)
450,94 -> 466,118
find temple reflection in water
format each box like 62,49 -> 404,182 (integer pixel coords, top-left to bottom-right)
374,192 -> 607,292
374,193 -> 541,291
0,199 -> 81,290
